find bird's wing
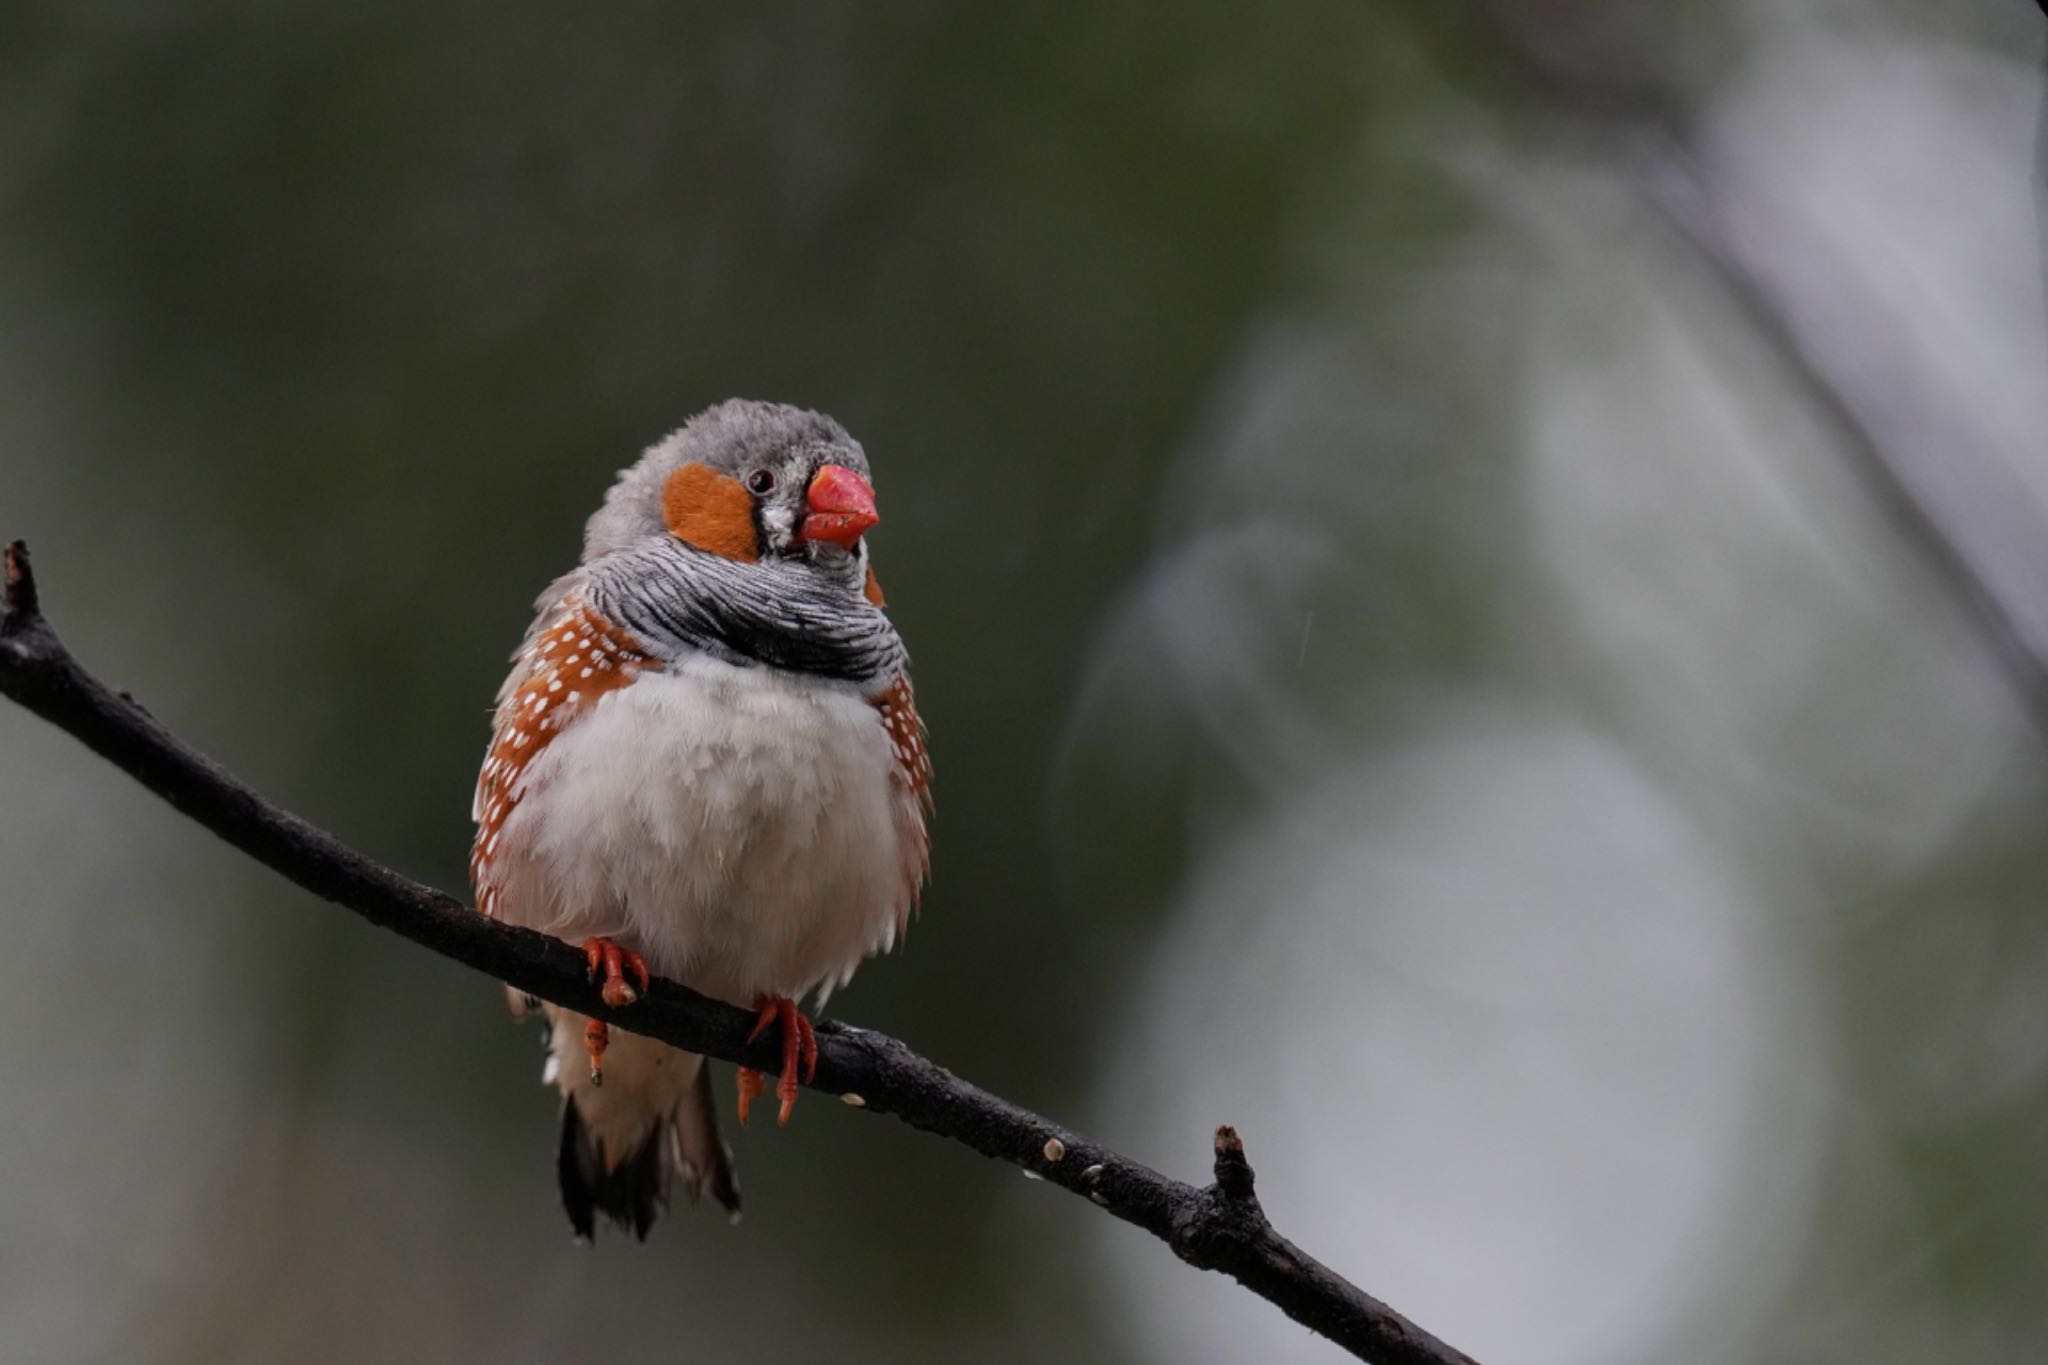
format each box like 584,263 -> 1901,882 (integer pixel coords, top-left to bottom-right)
869,670 -> 933,936
470,596 -> 657,918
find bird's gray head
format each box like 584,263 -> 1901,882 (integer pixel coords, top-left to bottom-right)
584,399 -> 878,572
571,400 -> 901,683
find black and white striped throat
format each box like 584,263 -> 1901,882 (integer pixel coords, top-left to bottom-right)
585,538 -> 903,685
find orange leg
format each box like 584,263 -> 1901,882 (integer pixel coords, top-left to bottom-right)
582,936 -> 651,1008
736,995 -> 819,1126
578,937 -> 648,1087
736,1064 -> 767,1126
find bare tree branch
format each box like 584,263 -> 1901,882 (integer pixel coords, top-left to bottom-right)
0,540 -> 1478,1365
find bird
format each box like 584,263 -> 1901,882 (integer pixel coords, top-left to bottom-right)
469,400 -> 932,1240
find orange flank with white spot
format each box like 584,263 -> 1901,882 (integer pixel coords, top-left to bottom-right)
870,672 -> 933,811
870,671 -> 933,922
471,599 -> 657,919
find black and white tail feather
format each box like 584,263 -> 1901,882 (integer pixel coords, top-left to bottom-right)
556,1059 -> 740,1241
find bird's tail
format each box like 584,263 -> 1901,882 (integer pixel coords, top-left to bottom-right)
540,1005 -> 740,1240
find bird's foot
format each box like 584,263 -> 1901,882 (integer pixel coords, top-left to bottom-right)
583,1017 -> 608,1086
736,995 -> 818,1126
736,1063 -> 766,1124
578,937 -> 649,1086
583,936 -> 650,1008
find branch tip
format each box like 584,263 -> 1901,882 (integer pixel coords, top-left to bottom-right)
3,539 -> 37,622
1212,1124 -> 1257,1205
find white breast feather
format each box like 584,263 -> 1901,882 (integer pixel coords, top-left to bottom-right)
487,652 -> 919,1006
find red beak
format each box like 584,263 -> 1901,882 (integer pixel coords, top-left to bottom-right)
798,464 -> 878,548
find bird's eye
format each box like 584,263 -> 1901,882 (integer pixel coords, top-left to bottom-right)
746,469 -> 776,495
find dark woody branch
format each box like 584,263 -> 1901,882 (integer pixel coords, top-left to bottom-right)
0,539 -> 1478,1365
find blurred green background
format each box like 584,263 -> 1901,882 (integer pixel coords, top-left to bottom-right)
5,2 -> 2048,1362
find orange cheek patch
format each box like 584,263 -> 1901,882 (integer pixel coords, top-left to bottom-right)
662,462 -> 760,561
864,567 -> 886,607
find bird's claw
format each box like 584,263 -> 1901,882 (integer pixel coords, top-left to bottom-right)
583,936 -> 650,1009
737,995 -> 818,1126
577,937 -> 648,1085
